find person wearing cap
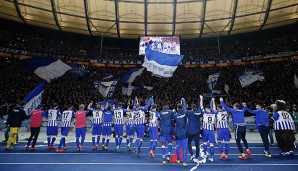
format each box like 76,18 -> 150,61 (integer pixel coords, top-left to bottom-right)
25,104 -> 47,150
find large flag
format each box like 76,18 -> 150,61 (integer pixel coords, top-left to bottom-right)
22,56 -> 72,82
239,71 -> 264,87
94,81 -> 118,98
207,73 -> 220,90
294,74 -> 298,88
23,81 -> 46,115
142,48 -> 184,77
122,68 -> 144,83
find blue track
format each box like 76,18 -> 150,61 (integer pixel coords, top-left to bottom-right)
0,141 -> 297,171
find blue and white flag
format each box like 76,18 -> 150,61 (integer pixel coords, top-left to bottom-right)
239,71 -> 264,87
207,73 -> 220,90
142,48 -> 184,77
122,68 -> 144,83
23,81 -> 46,115
94,81 -> 118,98
22,57 -> 72,82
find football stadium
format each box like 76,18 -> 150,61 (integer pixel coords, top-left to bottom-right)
0,0 -> 297,171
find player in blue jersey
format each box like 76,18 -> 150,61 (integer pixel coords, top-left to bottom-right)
181,98 -> 202,162
173,102 -> 188,167
56,105 -> 75,153
148,101 -> 160,158
220,97 -> 251,160
159,101 -> 175,165
200,95 -> 216,163
113,102 -> 127,152
246,103 -> 271,158
45,103 -> 61,150
102,102 -> 113,150
125,104 -> 135,151
134,97 -> 153,157
211,98 -> 230,159
88,103 -> 103,151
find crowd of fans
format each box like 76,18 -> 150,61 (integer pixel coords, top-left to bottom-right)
0,56 -> 297,118
0,30 -> 297,62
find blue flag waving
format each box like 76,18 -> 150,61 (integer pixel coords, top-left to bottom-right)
23,81 -> 46,115
122,68 -> 144,83
22,56 -> 71,82
142,48 -> 184,77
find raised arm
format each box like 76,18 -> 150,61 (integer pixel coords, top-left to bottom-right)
219,97 -> 234,112
199,95 -> 204,110
87,101 -> 93,110
211,98 -> 216,111
245,105 -> 256,115
241,103 -> 247,112
181,98 -> 187,112
143,97 -> 152,110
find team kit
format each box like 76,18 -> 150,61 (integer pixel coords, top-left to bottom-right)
21,96 -> 295,167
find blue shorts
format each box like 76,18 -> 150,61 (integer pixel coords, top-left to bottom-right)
102,125 -> 112,136
203,130 -> 216,144
176,138 -> 188,149
92,124 -> 102,135
61,127 -> 69,136
47,126 -> 58,136
136,124 -> 144,139
75,127 -> 86,138
217,128 -> 230,141
114,124 -> 123,136
160,136 -> 173,143
149,126 -> 158,140
126,124 -> 134,136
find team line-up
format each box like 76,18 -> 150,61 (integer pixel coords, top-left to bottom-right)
5,96 -> 296,167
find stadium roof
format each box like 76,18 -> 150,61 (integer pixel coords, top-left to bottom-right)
0,0 -> 297,39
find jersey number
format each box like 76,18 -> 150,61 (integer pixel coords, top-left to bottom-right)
63,112 -> 69,119
208,117 -> 213,123
116,112 -> 121,118
221,113 -> 227,121
281,113 -> 290,119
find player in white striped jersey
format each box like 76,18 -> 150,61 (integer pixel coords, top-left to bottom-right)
56,105 -> 75,153
211,98 -> 230,159
148,103 -> 160,158
88,103 -> 103,151
200,95 -> 216,163
125,104 -> 135,151
113,102 -> 127,152
45,103 -> 61,150
134,97 -> 153,157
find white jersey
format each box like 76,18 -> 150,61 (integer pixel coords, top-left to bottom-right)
61,110 -> 74,127
134,109 -> 145,125
273,111 -> 295,130
114,108 -> 125,125
126,110 -> 134,125
216,110 -> 229,128
149,110 -> 159,127
202,112 -> 216,130
92,110 -> 103,125
47,109 -> 60,127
